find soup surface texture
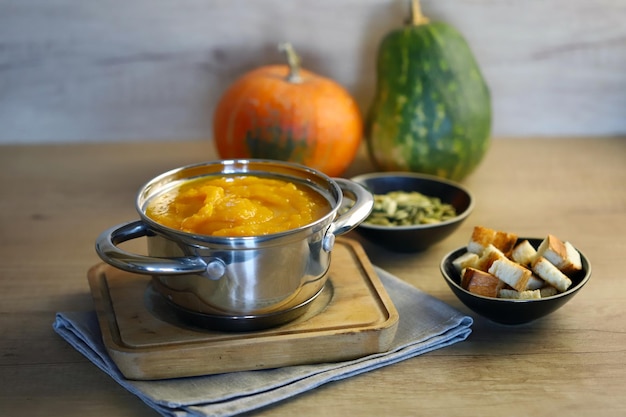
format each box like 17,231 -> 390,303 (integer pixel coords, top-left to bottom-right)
145,175 -> 330,236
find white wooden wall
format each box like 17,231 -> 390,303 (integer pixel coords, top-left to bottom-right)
1,0 -> 625,144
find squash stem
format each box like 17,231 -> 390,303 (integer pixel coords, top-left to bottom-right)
278,42 -> 303,83
410,0 -> 430,26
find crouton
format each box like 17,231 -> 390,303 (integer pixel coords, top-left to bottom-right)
511,239 -> 537,266
452,252 -> 479,274
492,230 -> 519,256
531,256 -> 573,292
467,225 -> 518,256
476,244 -> 507,272
462,267 -> 504,298
499,289 -> 542,299
563,241 -> 583,275
467,226 -> 497,255
536,234 -> 582,275
488,258 -> 531,292
526,274 -> 545,290
539,286 -> 558,298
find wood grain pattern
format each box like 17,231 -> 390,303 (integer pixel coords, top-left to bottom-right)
0,137 -> 625,416
1,0 -> 625,144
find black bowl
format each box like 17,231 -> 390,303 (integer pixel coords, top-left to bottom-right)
440,238 -> 591,325
350,172 -> 474,252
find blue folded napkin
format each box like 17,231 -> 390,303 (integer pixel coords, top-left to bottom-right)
54,266 -> 472,417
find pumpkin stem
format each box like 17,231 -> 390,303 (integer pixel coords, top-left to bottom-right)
278,42 -> 303,83
410,0 -> 430,26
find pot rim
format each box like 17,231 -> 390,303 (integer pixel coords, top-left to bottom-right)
135,159 -> 344,246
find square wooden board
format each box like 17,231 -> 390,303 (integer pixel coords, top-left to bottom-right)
88,238 -> 399,380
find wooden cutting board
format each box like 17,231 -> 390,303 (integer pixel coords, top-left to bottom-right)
88,237 -> 399,380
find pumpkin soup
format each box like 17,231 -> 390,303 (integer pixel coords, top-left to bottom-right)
145,175 -> 330,236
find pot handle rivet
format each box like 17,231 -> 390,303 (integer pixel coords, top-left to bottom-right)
322,233 -> 335,252
205,258 -> 227,280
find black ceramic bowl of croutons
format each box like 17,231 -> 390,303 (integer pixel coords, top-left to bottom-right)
350,172 -> 474,252
440,238 -> 591,325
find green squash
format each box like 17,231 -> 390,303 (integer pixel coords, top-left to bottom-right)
365,0 -> 491,181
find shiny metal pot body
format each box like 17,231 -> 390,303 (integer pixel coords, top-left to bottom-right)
95,160 -> 373,317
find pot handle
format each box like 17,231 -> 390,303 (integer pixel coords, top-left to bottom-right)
94,220 -> 218,277
323,178 -> 374,251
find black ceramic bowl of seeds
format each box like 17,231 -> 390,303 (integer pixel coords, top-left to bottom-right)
350,172 -> 474,252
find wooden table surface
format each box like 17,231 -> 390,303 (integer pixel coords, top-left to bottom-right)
1,137 -> 625,417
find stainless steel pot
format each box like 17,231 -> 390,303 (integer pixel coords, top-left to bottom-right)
95,159 -> 373,328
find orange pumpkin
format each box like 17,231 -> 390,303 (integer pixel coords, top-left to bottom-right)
213,43 -> 363,177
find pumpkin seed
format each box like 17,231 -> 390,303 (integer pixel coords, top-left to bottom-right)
363,191 -> 457,227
